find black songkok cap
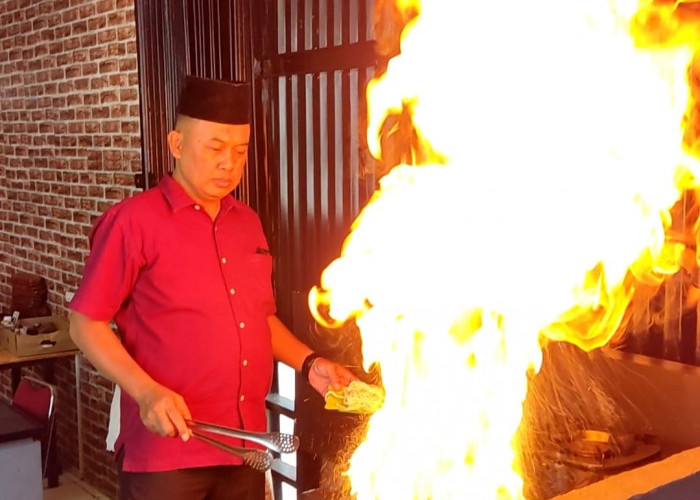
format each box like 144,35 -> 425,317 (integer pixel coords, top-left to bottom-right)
177,75 -> 251,125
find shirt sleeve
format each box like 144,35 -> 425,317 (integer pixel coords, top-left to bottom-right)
70,205 -> 146,321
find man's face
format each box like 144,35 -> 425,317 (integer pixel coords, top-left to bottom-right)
168,116 -> 251,207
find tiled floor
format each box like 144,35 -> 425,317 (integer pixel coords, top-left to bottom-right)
43,473 -> 112,500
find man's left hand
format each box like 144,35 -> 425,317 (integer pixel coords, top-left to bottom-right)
307,357 -> 358,396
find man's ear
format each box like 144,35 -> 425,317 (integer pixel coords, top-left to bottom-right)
167,130 -> 182,159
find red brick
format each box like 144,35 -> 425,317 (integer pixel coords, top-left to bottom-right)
59,171 -> 79,183
100,120 -> 119,133
117,25 -> 134,41
97,29 -> 117,44
75,107 -> 90,120
46,14 -> 61,28
107,11 -> 125,27
73,211 -> 90,224
82,62 -> 98,76
59,109 -> 75,121
64,36 -> 79,51
88,185 -> 105,197
41,170 -> 57,181
96,0 -> 116,14
96,201 -> 112,212
35,71 -> 53,84
79,34 -> 96,48
61,7 -> 78,24
109,103 -> 127,117
66,94 -> 82,106
84,121 -> 99,133
91,106 -> 109,119
107,42 -> 125,56
65,64 -> 80,78
121,120 -> 139,133
26,31 -> 40,45
88,46 -> 107,59
54,50 -> 69,63
114,173 -> 135,186
72,20 -> 88,35
87,16 -> 107,32
73,77 -> 89,90
79,4 -> 96,17
119,88 -> 137,102
107,73 -> 128,87
98,59 -> 118,74
112,135 -> 129,148
31,17 -> 47,30
90,76 -> 109,90
118,58 -> 136,71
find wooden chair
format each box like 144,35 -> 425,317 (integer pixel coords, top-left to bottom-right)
11,376 -> 57,484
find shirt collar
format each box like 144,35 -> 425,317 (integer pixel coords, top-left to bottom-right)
159,175 -> 236,215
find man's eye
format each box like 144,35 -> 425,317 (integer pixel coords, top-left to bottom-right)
209,147 -> 222,153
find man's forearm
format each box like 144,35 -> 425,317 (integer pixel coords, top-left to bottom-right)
268,314 -> 314,371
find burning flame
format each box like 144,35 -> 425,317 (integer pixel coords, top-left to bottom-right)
311,0 -> 700,498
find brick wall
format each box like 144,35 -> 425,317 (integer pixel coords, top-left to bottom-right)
0,0 -> 141,498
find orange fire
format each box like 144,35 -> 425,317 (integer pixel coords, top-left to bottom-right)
311,0 -> 700,498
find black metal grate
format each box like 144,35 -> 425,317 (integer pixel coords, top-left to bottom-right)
134,0 -> 251,191
249,1 -> 379,495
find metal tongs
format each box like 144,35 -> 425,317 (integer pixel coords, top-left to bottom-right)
186,419 -> 300,472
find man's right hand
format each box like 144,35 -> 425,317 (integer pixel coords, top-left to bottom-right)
136,382 -> 193,441
69,311 -> 194,442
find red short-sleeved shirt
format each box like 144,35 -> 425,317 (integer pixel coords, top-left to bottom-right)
70,175 -> 276,472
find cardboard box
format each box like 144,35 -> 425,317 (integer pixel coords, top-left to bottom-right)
0,315 -> 77,357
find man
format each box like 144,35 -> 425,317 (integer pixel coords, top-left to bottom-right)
69,75 -> 355,500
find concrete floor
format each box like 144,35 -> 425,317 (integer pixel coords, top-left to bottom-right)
43,473 -> 111,500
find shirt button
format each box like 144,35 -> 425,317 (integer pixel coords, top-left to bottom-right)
229,288 -> 236,295
221,257 -> 227,264
194,204 -> 200,210
239,322 -> 245,329
242,359 -> 248,367
240,395 -> 245,402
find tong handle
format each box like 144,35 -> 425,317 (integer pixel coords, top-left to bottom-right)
187,419 -> 268,447
186,419 -> 299,453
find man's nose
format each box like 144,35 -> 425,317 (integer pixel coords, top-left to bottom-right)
218,150 -> 235,170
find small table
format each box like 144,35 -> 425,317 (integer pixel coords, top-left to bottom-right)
0,347 -> 80,391
0,400 -> 44,500
0,347 -> 82,487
